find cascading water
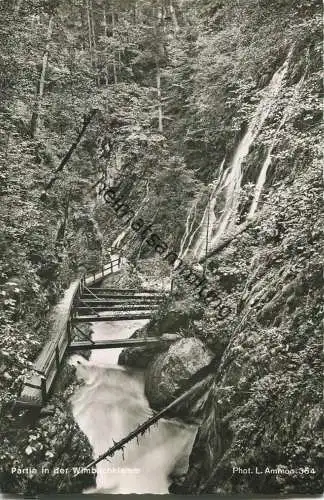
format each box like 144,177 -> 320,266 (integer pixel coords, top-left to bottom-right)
112,229 -> 127,249
177,199 -> 199,262
175,160 -> 226,264
191,159 -> 226,260
69,318 -> 197,494
188,52 -> 292,261
248,67 -> 307,218
211,54 -> 291,247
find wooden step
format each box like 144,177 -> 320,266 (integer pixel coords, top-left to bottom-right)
75,304 -> 160,313
87,288 -> 165,294
68,336 -> 176,351
72,311 -> 155,322
80,293 -> 166,300
77,298 -> 163,306
79,298 -> 164,304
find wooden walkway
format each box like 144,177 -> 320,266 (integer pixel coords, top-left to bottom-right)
68,335 -> 179,351
16,257 -> 171,409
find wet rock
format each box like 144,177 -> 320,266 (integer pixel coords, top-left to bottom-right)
144,337 -> 213,410
118,333 -> 181,369
118,299 -> 202,369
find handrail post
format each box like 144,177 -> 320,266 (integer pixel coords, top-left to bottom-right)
55,345 -> 60,371
67,320 -> 72,344
41,376 -> 46,404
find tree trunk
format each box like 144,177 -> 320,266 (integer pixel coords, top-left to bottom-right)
156,64 -> 163,132
111,7 -> 118,84
198,220 -> 252,264
86,0 -> 93,68
80,1 -> 87,49
55,193 -> 70,250
133,1 -> 137,22
170,0 -> 180,31
14,0 -> 23,16
103,3 -> 109,85
90,0 -> 96,51
42,109 -> 97,195
89,0 -> 99,85
30,15 -> 54,138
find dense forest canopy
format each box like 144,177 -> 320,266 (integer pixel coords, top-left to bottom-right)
0,0 -> 322,495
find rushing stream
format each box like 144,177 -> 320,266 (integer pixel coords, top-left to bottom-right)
69,318 -> 197,494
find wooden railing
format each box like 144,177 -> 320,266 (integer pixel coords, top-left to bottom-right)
83,256 -> 122,288
16,257 -> 122,409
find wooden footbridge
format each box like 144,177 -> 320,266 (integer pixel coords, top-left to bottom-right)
16,257 -> 174,409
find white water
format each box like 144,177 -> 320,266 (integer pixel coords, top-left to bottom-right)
69,318 -> 197,494
176,159 -> 226,263
191,159 -> 226,260
248,67 -> 307,217
211,55 -> 290,245
177,199 -> 199,262
189,53 -> 291,261
112,230 -> 127,249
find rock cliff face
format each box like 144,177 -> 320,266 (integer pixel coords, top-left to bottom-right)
120,1 -> 322,495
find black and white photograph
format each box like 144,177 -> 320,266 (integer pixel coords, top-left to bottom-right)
0,0 -> 322,497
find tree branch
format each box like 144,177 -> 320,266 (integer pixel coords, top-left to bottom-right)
41,109 -> 97,197
74,363 -> 215,475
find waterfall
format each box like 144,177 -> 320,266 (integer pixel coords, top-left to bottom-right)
69,318 -> 197,494
187,52 -> 292,261
248,67 -> 307,218
112,229 -> 127,249
178,200 -> 198,261
210,54 -> 291,248
247,119 -> 284,219
176,160 -> 226,264
191,159 -> 226,260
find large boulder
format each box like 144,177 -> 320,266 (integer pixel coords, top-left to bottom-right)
118,298 -> 203,370
144,337 -> 213,411
118,332 -> 181,369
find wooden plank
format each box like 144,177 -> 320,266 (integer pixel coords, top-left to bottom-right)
73,311 -> 155,322
78,296 -> 163,301
78,298 -> 164,304
17,255 -> 166,409
19,280 -> 81,407
87,288 -> 166,294
80,293 -> 165,300
75,304 -> 160,312
77,301 -> 163,308
17,374 -> 43,406
68,336 -> 176,351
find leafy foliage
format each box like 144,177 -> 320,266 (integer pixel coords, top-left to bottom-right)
0,0 -> 322,495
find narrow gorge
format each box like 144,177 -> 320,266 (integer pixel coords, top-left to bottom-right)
0,0 -> 322,497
